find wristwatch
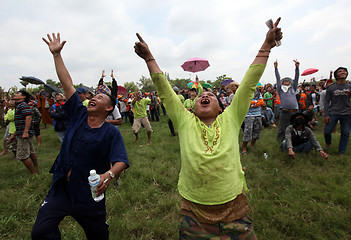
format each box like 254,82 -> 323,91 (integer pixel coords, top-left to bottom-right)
107,170 -> 115,179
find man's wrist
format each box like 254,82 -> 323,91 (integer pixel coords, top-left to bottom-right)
107,170 -> 115,179
144,54 -> 154,61
261,42 -> 273,51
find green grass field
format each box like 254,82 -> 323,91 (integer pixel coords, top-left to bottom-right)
0,114 -> 350,239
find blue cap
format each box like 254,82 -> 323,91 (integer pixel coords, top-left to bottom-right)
76,87 -> 87,94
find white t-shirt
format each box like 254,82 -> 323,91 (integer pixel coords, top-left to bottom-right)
106,105 -> 121,120
119,101 -> 127,113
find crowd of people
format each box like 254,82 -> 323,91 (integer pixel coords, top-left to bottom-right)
0,17 -> 350,239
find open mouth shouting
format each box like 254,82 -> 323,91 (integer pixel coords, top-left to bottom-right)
201,98 -> 210,105
88,100 -> 96,108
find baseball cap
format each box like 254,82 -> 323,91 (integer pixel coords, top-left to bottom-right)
76,87 -> 87,94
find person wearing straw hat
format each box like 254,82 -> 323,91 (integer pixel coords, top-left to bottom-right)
274,59 -> 300,142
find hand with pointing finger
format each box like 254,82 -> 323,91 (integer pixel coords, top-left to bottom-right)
293,59 -> 300,68
134,33 -> 153,60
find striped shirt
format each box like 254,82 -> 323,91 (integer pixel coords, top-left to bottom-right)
15,101 -> 34,138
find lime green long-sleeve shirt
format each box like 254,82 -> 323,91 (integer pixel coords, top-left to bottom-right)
151,64 -> 266,205
4,109 -> 16,134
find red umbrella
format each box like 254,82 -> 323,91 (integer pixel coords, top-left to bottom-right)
181,58 -> 210,73
117,86 -> 128,97
301,68 -> 319,76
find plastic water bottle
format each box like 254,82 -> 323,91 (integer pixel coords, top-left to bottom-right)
88,169 -> 104,202
264,152 -> 268,160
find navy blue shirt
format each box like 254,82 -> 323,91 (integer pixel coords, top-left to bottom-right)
50,92 -> 129,207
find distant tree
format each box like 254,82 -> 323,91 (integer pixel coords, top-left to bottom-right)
138,76 -> 155,92
124,81 -> 139,93
213,74 -> 232,89
8,86 -> 18,97
20,81 -> 29,89
169,78 -> 190,90
45,79 -> 60,87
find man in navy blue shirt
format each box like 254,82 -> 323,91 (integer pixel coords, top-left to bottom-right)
32,33 -> 129,240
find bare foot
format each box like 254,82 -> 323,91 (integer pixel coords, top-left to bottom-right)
0,151 -> 7,156
138,143 -> 152,147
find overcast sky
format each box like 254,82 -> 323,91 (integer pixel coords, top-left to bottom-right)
0,0 -> 350,91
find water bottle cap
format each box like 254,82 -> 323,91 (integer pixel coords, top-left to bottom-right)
90,169 -> 97,176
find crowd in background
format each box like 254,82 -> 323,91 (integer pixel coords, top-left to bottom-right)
0,66 -> 349,161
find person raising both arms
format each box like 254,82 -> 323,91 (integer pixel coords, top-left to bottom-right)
134,18 -> 282,239
32,33 -> 129,240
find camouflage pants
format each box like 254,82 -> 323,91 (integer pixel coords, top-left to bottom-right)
243,116 -> 262,142
5,134 -> 17,153
179,215 -> 257,240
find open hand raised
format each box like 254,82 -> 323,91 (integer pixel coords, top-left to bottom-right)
42,33 -> 66,56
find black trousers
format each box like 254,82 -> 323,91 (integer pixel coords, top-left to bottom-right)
31,180 -> 109,240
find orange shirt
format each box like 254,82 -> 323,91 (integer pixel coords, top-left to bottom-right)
299,92 -> 307,109
274,92 -> 281,105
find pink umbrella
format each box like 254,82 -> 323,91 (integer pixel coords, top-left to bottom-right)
181,58 -> 210,73
301,68 -> 319,76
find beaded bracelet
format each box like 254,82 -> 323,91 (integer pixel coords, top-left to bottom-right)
258,49 -> 271,53
146,58 -> 155,62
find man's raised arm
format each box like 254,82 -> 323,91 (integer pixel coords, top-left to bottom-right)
43,33 -> 75,100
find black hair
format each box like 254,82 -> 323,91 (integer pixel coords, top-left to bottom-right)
18,90 -> 31,103
105,93 -> 116,115
292,116 -> 306,129
334,67 -> 348,79
290,113 -> 310,129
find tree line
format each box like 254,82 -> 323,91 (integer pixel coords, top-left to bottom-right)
2,74 -> 233,97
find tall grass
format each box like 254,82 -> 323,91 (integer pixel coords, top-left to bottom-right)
0,114 -> 350,239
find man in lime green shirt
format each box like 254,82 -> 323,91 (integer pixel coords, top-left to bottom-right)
132,91 -> 152,144
134,17 -> 282,239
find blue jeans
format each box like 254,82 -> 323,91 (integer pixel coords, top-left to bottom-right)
281,140 -> 313,153
121,112 -> 129,124
324,114 -> 351,154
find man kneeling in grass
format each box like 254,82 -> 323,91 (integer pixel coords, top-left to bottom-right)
134,18 -> 282,239
281,113 -> 328,159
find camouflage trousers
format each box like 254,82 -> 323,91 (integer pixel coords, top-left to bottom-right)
179,215 -> 257,240
5,134 -> 17,153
